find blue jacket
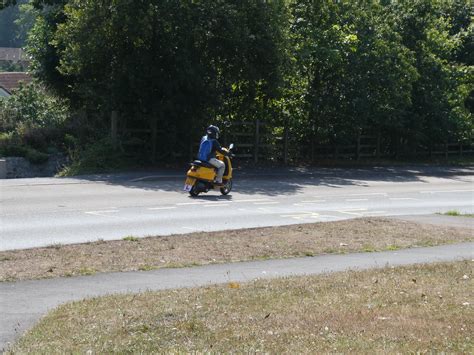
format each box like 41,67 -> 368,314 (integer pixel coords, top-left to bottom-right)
198,135 -> 225,161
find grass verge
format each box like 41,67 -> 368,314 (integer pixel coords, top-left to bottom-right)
10,261 -> 473,353
441,210 -> 474,218
1,218 -> 472,282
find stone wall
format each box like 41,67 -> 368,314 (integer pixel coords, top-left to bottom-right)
2,154 -> 68,178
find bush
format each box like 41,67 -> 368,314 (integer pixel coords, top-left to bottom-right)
0,134 -> 49,164
25,148 -> 49,164
0,82 -> 71,165
0,82 -> 69,131
59,138 -> 128,176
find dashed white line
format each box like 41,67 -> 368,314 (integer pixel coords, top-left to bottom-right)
346,198 -> 369,202
176,202 -> 204,206
300,200 -> 326,203
348,193 -> 387,197
148,207 -> 177,210
281,212 -> 320,220
389,198 -> 418,201
204,204 -> 230,208
254,202 -> 280,205
234,199 -> 272,203
337,208 -> 368,216
176,199 -> 271,206
420,189 -> 474,194
84,210 -> 119,218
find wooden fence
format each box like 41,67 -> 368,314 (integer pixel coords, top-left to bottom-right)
221,120 -> 474,163
112,114 -> 474,163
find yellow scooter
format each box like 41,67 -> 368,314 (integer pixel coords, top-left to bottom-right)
184,144 -> 234,197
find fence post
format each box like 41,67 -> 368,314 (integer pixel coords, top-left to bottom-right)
151,115 -> 157,164
376,130 -> 381,159
254,119 -> 260,164
111,111 -> 118,144
356,133 -> 361,161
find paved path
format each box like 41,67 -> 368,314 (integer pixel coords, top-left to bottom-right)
1,166 -> 473,250
1,242 -> 473,351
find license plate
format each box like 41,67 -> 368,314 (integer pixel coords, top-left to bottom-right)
183,177 -> 196,191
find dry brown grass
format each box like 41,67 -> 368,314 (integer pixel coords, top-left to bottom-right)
11,261 -> 473,353
1,218 -> 472,282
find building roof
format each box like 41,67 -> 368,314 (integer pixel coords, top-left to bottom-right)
0,48 -> 29,63
0,72 -> 32,93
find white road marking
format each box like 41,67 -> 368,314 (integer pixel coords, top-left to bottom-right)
389,198 -> 418,201
204,204 -> 230,208
85,210 -> 119,218
420,189 -> 474,194
148,207 -> 177,210
254,201 -> 280,205
300,200 -> 326,203
336,208 -> 367,216
348,193 -> 387,197
346,198 -> 369,202
203,201 -> 232,205
281,212 -> 320,220
177,199 -> 270,206
234,199 -> 272,203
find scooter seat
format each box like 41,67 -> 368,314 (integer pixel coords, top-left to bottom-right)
191,160 -> 215,169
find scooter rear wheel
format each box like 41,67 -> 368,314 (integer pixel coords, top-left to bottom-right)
220,179 -> 232,195
189,185 -> 200,197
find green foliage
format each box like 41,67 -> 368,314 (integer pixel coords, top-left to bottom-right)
0,81 -> 69,163
0,81 -> 68,131
7,0 -> 472,166
58,137 -> 130,176
26,0 -> 290,160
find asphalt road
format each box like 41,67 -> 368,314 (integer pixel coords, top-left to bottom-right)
1,242 -> 473,351
1,166 -> 473,251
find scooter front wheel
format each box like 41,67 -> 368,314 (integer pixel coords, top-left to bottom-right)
220,179 -> 233,195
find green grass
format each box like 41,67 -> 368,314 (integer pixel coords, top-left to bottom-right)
10,261 -> 473,353
440,210 -> 474,217
138,265 -> 155,271
77,267 -> 96,276
122,236 -> 139,242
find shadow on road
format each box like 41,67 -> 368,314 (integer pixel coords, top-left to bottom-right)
67,165 -> 474,197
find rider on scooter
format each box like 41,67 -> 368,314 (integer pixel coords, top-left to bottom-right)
198,125 -> 228,185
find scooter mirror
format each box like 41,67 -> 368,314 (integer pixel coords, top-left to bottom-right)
229,143 -> 234,150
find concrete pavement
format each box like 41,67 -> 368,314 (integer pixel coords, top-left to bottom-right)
1,242 -> 473,351
1,165 -> 473,250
